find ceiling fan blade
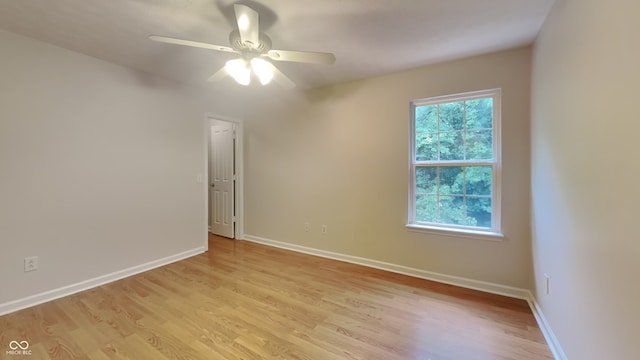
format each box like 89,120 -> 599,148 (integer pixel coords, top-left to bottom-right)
234,4 -> 260,49
149,35 -> 236,53
207,67 -> 228,82
266,62 -> 295,89
267,50 -> 336,65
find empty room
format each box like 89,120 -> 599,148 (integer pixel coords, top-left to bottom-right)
1,0 -> 638,359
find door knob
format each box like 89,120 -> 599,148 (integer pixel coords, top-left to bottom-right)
210,183 -> 215,187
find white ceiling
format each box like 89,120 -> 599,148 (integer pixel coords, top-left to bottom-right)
0,0 -> 555,89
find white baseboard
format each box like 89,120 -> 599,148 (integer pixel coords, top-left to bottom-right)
525,292 -> 568,360
243,235 -> 529,299
243,234 -> 566,360
0,247 -> 205,316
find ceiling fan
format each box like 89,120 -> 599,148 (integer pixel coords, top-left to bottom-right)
149,4 -> 336,89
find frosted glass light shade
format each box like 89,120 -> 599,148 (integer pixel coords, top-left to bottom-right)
225,57 -> 275,86
225,58 -> 251,85
251,58 -> 273,85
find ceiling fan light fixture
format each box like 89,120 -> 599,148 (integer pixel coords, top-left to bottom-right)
151,4 -> 334,88
225,58 -> 251,85
251,58 -> 274,85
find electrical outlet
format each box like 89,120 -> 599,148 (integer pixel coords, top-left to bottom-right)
24,256 -> 38,272
544,273 -> 550,295
321,225 -> 328,235
304,222 -> 310,232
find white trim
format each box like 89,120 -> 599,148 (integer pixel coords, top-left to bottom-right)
243,234 -> 528,299
242,234 -> 566,359
525,292 -> 568,360
405,223 -> 504,241
203,115 -> 211,249
204,113 -> 244,240
0,247 -> 205,316
234,120 -> 245,240
413,88 -> 503,106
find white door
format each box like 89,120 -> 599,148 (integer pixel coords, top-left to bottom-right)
209,121 -> 235,238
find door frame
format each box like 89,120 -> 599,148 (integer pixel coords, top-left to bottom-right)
203,113 -> 244,246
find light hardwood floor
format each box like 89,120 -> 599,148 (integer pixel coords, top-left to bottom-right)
0,235 -> 553,359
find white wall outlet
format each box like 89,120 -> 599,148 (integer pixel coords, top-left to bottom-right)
321,225 -> 328,235
544,273 -> 550,295
304,222 -> 310,232
24,256 -> 38,272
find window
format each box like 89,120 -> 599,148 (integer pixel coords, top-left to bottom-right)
408,89 -> 501,236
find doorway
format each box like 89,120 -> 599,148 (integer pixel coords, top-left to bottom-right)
207,115 -> 243,239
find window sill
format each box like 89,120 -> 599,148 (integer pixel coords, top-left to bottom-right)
405,224 -> 504,241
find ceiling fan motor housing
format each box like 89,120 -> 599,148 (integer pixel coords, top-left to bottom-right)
229,30 -> 272,54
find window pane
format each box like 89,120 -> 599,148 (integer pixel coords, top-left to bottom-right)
415,166 -> 493,228
439,102 -> 464,131
416,194 -> 438,223
439,131 -> 464,160
439,196 -> 465,225
466,196 -> 492,228
439,166 -> 463,195
462,213 -> 478,227
466,98 -> 493,130
415,105 -> 438,132
410,90 -> 499,232
416,167 -> 438,194
465,166 -> 492,196
415,132 -> 438,161
466,129 -> 493,160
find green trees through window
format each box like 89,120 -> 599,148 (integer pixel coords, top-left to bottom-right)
410,90 -> 499,231
415,166 -> 492,227
415,98 -> 493,161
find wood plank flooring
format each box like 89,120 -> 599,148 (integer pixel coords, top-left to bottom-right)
0,235 -> 553,359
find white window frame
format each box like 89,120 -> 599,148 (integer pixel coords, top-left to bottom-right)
407,89 -> 503,239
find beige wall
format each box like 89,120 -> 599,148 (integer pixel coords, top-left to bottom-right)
531,0 -> 640,358
0,29 -> 239,308
244,47 -> 533,288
